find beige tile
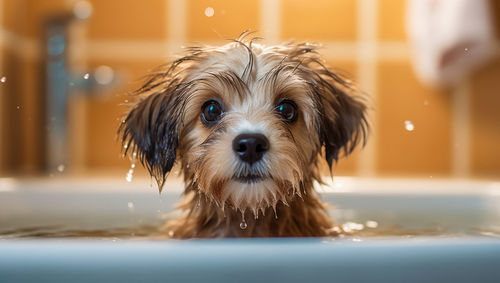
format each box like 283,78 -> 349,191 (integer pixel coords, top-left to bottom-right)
376,61 -> 452,176
281,0 -> 357,41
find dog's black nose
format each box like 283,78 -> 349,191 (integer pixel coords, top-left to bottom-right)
232,133 -> 269,165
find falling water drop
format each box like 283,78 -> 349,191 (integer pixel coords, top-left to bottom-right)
125,169 -> 134,182
126,152 -> 137,182
404,120 -> 414,132
240,221 -> 247,230
1,76 -> 6,83
240,211 -> 247,230
204,7 -> 214,17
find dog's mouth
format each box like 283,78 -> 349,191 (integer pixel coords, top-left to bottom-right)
232,174 -> 268,184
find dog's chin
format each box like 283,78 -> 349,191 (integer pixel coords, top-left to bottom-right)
232,174 -> 268,184
221,176 -> 292,216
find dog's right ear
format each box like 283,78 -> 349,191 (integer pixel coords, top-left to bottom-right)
119,84 -> 183,191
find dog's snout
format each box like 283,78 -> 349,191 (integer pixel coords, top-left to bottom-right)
232,133 -> 269,165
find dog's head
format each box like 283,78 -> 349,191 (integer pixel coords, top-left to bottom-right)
120,37 -> 368,216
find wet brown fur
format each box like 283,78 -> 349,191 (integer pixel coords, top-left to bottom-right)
120,32 -> 368,238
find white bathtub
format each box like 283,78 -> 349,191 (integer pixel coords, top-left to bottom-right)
0,177 -> 500,283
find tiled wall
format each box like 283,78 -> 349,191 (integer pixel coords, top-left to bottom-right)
1,0 -> 499,179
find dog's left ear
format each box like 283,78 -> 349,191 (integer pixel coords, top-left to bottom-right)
120,84 -> 183,191
314,72 -> 368,170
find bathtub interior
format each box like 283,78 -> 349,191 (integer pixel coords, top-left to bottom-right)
1,177 -> 499,239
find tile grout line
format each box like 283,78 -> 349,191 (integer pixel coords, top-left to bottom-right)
167,0 -> 186,55
451,78 -> 471,177
356,0 -> 378,177
66,0 -> 89,173
259,0 -> 280,44
0,27 -> 412,61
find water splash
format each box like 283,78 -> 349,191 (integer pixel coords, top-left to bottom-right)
404,120 -> 414,132
125,169 -> 134,182
341,222 -> 365,233
1,76 -> 6,83
205,7 -> 214,17
365,220 -> 378,229
240,211 -> 247,230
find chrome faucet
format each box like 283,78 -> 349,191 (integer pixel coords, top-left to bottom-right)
43,4 -> 117,173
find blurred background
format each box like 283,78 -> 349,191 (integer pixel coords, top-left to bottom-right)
0,0 -> 499,180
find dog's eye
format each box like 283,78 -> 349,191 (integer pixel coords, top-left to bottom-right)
201,100 -> 223,125
276,100 -> 298,123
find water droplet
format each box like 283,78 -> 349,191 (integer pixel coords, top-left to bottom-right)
365,220 -> 378,228
124,99 -> 129,103
16,106 -> 20,110
240,211 -> 247,230
1,76 -> 6,83
240,221 -> 247,230
168,230 -> 174,237
464,48 -> 468,52
127,202 -> 134,212
125,169 -> 134,182
205,7 -> 215,17
57,164 -> 65,172
83,73 -> 90,80
404,120 -> 414,132
123,144 -> 128,149
197,198 -> 201,208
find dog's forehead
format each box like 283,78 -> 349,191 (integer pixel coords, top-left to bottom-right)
192,44 -> 304,109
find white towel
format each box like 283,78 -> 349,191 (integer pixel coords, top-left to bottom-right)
407,0 -> 496,87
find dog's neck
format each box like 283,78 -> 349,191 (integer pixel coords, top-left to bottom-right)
162,179 -> 336,238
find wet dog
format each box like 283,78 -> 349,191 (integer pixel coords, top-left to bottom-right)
120,34 -> 368,238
